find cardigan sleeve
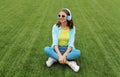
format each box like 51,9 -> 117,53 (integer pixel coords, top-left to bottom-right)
51,24 -> 58,48
68,26 -> 76,49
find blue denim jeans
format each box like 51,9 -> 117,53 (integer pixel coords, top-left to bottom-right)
44,46 -> 80,60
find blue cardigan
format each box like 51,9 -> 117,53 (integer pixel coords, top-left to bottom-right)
51,24 -> 76,49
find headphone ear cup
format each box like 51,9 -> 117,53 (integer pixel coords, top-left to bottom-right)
67,15 -> 71,21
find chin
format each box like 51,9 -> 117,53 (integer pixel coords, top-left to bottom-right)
59,20 -> 66,23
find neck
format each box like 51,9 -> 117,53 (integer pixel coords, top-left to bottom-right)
61,21 -> 68,29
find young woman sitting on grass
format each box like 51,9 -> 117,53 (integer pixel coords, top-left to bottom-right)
44,8 -> 81,72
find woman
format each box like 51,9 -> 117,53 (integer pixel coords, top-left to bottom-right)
44,8 -> 81,72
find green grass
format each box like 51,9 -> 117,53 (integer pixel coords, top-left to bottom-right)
0,0 -> 120,77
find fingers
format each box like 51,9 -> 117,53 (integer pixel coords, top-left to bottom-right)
59,57 -> 66,64
63,58 -> 66,63
59,58 -> 64,64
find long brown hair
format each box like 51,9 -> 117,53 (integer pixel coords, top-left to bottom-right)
56,9 -> 74,29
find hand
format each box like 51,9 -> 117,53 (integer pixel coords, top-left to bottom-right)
63,55 -> 67,63
58,55 -> 64,64
58,55 -> 67,64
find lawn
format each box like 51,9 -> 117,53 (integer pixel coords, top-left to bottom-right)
0,0 -> 120,77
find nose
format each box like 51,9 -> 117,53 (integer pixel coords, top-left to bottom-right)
59,17 -> 63,20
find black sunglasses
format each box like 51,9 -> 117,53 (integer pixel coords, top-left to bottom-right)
58,14 -> 66,18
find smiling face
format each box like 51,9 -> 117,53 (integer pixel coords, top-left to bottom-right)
58,11 -> 67,23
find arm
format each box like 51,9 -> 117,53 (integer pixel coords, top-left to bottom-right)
54,45 -> 62,57
62,46 -> 72,63
63,46 -> 72,57
63,26 -> 76,62
52,25 -> 62,56
52,25 -> 64,63
52,25 -> 58,47
54,45 -> 65,64
68,26 -> 76,49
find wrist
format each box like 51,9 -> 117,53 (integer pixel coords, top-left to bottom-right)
58,54 -> 62,57
63,53 -> 67,57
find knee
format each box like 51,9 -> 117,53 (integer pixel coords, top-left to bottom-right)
76,49 -> 81,57
44,46 -> 51,54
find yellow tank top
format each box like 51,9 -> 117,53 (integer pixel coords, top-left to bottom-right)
58,29 -> 69,46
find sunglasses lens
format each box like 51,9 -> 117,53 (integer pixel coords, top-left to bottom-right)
62,15 -> 65,17
58,14 -> 60,17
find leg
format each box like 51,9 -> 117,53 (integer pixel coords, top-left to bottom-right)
65,49 -> 81,72
44,46 -> 59,60
66,49 -> 81,60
